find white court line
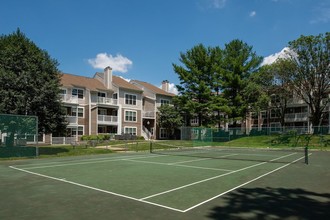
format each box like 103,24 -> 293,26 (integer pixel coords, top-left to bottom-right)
9,165 -> 184,213
140,152 -> 297,200
123,158 -> 234,172
167,153 -> 238,165
182,153 -> 312,212
17,154 -> 166,170
9,152 -> 310,213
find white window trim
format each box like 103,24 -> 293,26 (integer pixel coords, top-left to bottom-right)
124,126 -> 137,135
124,110 -> 137,122
72,107 -> 84,118
72,88 -> 85,99
160,99 -> 170,106
160,128 -> 169,139
72,126 -> 84,136
125,93 -> 137,106
61,88 -> 67,95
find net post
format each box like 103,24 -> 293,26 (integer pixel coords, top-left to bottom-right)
149,141 -> 153,153
304,146 -> 309,165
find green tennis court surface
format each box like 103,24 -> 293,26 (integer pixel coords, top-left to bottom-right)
1,148 -> 330,219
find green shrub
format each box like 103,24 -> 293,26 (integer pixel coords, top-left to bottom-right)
81,135 -> 89,141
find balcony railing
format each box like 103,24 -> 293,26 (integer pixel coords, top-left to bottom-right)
61,94 -> 79,104
284,113 -> 308,122
98,115 -> 118,124
143,111 -> 155,118
97,97 -> 118,105
65,116 -> 78,124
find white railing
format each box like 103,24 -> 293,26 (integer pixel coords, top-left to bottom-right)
98,115 -> 118,124
97,97 -> 118,105
52,137 -> 77,145
142,126 -> 153,140
65,116 -> 77,124
284,113 -> 308,122
143,111 -> 155,118
287,98 -> 305,105
61,94 -> 78,104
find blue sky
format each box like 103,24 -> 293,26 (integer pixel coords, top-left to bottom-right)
1,0 -> 329,93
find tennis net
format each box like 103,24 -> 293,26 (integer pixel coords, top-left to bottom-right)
150,141 -> 309,164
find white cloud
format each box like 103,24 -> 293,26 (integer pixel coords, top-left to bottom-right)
159,83 -> 178,95
249,11 -> 256,17
88,53 -> 133,73
198,0 -> 227,10
119,76 -> 130,82
211,0 -> 227,9
168,83 -> 178,95
261,47 -> 291,66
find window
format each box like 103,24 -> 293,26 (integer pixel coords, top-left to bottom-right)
72,107 -> 84,118
98,109 -> 107,115
160,99 -> 170,106
72,88 -> 84,99
61,89 -> 67,95
72,126 -> 84,136
125,94 -> 137,105
160,128 -> 169,139
191,117 -> 199,124
125,127 -> 137,135
270,109 -> 280,118
98,92 -> 106,97
125,111 -> 137,122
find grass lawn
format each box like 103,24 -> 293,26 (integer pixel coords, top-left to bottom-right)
2,134 -> 328,160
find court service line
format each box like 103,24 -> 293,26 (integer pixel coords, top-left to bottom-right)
123,158 -> 234,172
167,153 -> 238,165
183,153 -> 312,212
9,165 -> 185,213
140,152 -> 297,200
17,154 -> 166,170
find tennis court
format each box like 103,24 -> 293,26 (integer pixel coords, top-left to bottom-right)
1,145 -> 330,220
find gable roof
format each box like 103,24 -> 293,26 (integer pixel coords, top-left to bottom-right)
61,73 -> 109,91
112,76 -> 143,92
130,80 -> 176,97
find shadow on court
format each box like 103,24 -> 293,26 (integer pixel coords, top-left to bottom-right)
207,187 -> 330,219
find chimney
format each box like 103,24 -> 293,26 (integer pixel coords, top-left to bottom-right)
162,80 -> 169,92
104,66 -> 112,89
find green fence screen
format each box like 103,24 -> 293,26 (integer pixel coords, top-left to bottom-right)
0,114 -> 38,158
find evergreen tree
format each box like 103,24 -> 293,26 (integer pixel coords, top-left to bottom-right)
0,29 -> 67,134
173,44 -> 221,127
221,39 -> 263,125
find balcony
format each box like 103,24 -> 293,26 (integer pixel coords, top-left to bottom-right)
65,116 -> 78,125
284,113 -> 308,122
61,94 -> 78,104
98,115 -> 118,125
287,98 -> 305,105
97,97 -> 118,106
143,111 -> 155,118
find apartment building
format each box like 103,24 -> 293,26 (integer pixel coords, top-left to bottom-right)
188,92 -> 330,134
51,67 -> 175,143
130,79 -> 175,139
